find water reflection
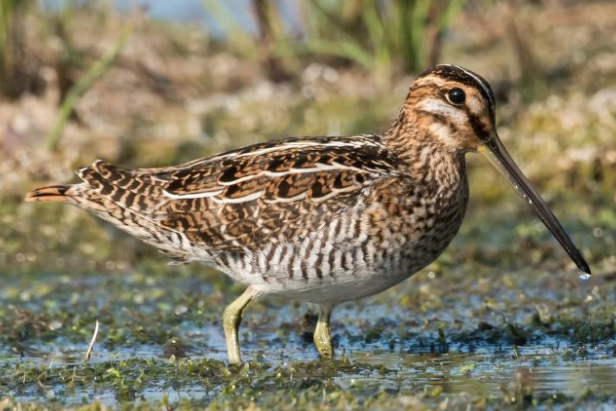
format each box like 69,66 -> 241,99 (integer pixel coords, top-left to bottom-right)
347,347 -> 616,397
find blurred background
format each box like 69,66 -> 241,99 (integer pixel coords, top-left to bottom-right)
1,1 -> 615,408
1,0 -> 614,276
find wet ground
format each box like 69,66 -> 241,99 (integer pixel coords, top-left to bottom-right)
1,199 -> 614,410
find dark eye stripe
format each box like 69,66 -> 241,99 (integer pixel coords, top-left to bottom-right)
468,113 -> 490,141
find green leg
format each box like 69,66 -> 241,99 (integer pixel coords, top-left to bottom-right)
314,303 -> 335,359
223,286 -> 261,365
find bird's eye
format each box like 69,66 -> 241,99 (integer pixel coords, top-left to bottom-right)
447,88 -> 466,105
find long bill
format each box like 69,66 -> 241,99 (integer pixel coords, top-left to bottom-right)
478,133 -> 591,275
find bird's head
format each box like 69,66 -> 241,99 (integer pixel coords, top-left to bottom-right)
404,64 -> 497,152
397,64 -> 590,276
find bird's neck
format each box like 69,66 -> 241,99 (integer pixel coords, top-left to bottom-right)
383,117 -> 467,195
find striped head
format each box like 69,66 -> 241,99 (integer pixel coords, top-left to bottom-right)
394,64 -> 591,276
401,64 -> 496,152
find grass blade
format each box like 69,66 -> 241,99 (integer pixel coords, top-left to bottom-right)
46,27 -> 130,151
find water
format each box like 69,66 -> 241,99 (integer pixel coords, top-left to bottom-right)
1,243 -> 612,408
579,272 -> 591,280
39,0 -> 302,37
4,329 -> 616,407
347,347 -> 616,397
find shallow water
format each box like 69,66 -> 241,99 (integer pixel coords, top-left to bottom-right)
1,267 -> 614,408
3,326 -> 616,407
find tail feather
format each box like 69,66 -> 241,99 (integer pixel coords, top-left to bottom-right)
25,185 -> 75,203
80,160 -> 165,196
25,161 -> 190,262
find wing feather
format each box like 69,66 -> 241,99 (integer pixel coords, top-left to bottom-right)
154,135 -> 400,251
78,135 -> 401,254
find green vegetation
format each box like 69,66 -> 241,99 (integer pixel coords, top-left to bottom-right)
46,27 -> 130,151
201,0 -> 467,77
300,0 -> 466,73
0,0 -> 615,409
0,0 -> 36,98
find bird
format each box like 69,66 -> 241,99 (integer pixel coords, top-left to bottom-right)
26,64 -> 590,364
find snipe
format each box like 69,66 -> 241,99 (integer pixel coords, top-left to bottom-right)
27,64 -> 590,364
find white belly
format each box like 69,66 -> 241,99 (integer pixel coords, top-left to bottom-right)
215,243 -> 437,304
263,267 -> 419,303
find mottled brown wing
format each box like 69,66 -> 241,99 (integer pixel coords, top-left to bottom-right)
155,136 -> 400,252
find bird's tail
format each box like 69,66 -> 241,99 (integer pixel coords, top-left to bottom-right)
25,185 -> 77,204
